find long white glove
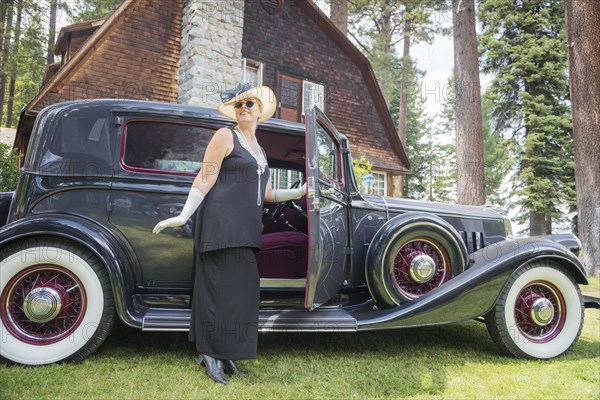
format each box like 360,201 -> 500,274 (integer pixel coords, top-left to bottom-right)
152,188 -> 205,234
273,183 -> 306,202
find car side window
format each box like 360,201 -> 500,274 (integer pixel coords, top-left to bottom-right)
315,122 -> 338,186
122,121 -> 213,174
37,113 -> 113,176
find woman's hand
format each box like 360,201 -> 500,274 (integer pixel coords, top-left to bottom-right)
152,216 -> 188,234
152,188 -> 205,234
273,183 -> 306,202
151,128 -> 233,235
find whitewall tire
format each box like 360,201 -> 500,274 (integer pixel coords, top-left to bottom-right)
485,260 -> 583,359
0,238 -> 114,365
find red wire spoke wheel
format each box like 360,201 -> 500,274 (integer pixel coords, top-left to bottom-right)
0,238 -> 114,365
366,213 -> 468,308
513,281 -> 566,343
485,261 -> 583,359
1,265 -> 87,345
392,238 -> 451,300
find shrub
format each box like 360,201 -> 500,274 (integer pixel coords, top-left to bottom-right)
353,155 -> 373,193
0,143 -> 21,192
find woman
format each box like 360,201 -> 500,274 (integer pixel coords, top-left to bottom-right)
152,84 -> 305,385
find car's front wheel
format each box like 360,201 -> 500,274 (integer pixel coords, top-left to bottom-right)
485,260 -> 584,359
0,237 -> 114,365
366,212 -> 468,308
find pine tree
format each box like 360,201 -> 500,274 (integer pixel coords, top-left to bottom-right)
479,0 -> 575,235
13,12 -> 46,116
347,0 -> 449,197
67,0 -> 123,22
435,75 -> 513,207
481,97 -> 513,208
453,0 -> 484,206
46,0 -> 57,64
398,62 -> 455,202
5,0 -> 24,127
0,0 -> 14,124
399,61 -> 432,200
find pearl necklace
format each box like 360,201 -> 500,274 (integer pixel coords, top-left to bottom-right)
234,128 -> 268,206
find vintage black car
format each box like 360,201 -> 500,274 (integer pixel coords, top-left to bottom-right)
0,99 -> 593,365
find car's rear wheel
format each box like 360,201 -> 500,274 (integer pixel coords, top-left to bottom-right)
0,237 -> 114,365
485,261 -> 583,359
366,213 -> 468,308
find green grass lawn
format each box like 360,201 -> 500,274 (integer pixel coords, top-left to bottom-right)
1,284 -> 599,399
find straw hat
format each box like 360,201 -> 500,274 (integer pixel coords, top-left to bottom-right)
217,84 -> 277,122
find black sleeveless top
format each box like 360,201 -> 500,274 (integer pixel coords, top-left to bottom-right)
195,128 -> 269,253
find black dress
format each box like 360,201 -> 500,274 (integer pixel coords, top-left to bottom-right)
189,128 -> 269,360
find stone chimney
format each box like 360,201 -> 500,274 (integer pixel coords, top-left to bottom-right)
330,0 -> 347,36
179,0 -> 245,108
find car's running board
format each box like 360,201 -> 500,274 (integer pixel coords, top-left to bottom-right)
143,308 -> 190,331
142,307 -> 358,332
259,308 -> 357,332
583,295 -> 600,309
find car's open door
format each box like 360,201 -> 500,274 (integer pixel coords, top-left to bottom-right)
304,107 -> 349,310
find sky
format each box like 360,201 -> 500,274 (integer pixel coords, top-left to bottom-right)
412,34 -> 455,120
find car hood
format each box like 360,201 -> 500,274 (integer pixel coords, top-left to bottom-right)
360,194 -> 505,221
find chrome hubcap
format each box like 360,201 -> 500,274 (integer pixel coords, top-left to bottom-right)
23,287 -> 62,323
409,254 -> 436,283
531,297 -> 555,326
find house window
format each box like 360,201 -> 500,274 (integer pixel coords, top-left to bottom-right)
243,58 -> 263,86
270,168 -> 303,190
372,171 -> 387,196
278,73 -> 326,122
302,80 -> 325,115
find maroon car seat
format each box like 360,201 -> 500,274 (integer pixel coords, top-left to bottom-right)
256,231 -> 308,279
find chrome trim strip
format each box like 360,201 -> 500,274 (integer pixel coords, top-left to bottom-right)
260,278 -> 306,289
142,307 -> 358,332
143,327 -> 189,332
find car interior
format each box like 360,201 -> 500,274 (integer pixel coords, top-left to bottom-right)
256,129 -> 309,281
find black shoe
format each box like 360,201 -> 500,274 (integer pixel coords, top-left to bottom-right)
196,354 -> 228,385
222,359 -> 250,376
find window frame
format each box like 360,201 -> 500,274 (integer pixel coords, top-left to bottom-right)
270,168 -> 304,190
371,170 -> 388,196
242,58 -> 263,86
119,118 -> 217,177
315,117 -> 344,190
301,80 -> 325,116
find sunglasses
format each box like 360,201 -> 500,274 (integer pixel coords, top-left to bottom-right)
234,100 -> 256,109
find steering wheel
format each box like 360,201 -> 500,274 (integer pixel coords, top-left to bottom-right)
270,179 -> 305,223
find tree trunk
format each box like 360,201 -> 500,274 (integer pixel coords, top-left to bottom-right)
5,0 -> 23,128
330,0 -> 347,36
452,0 -> 485,205
565,0 -> 600,276
529,211 -> 546,236
545,215 -> 552,236
47,0 -> 57,65
1,0 -> 7,57
0,0 -> 14,124
397,16 -> 412,197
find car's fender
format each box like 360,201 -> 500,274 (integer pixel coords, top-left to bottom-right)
0,213 -> 144,328
365,212 -> 469,307
0,192 -> 14,228
354,236 -> 588,330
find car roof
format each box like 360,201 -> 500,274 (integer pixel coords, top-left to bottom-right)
42,99 -> 306,136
